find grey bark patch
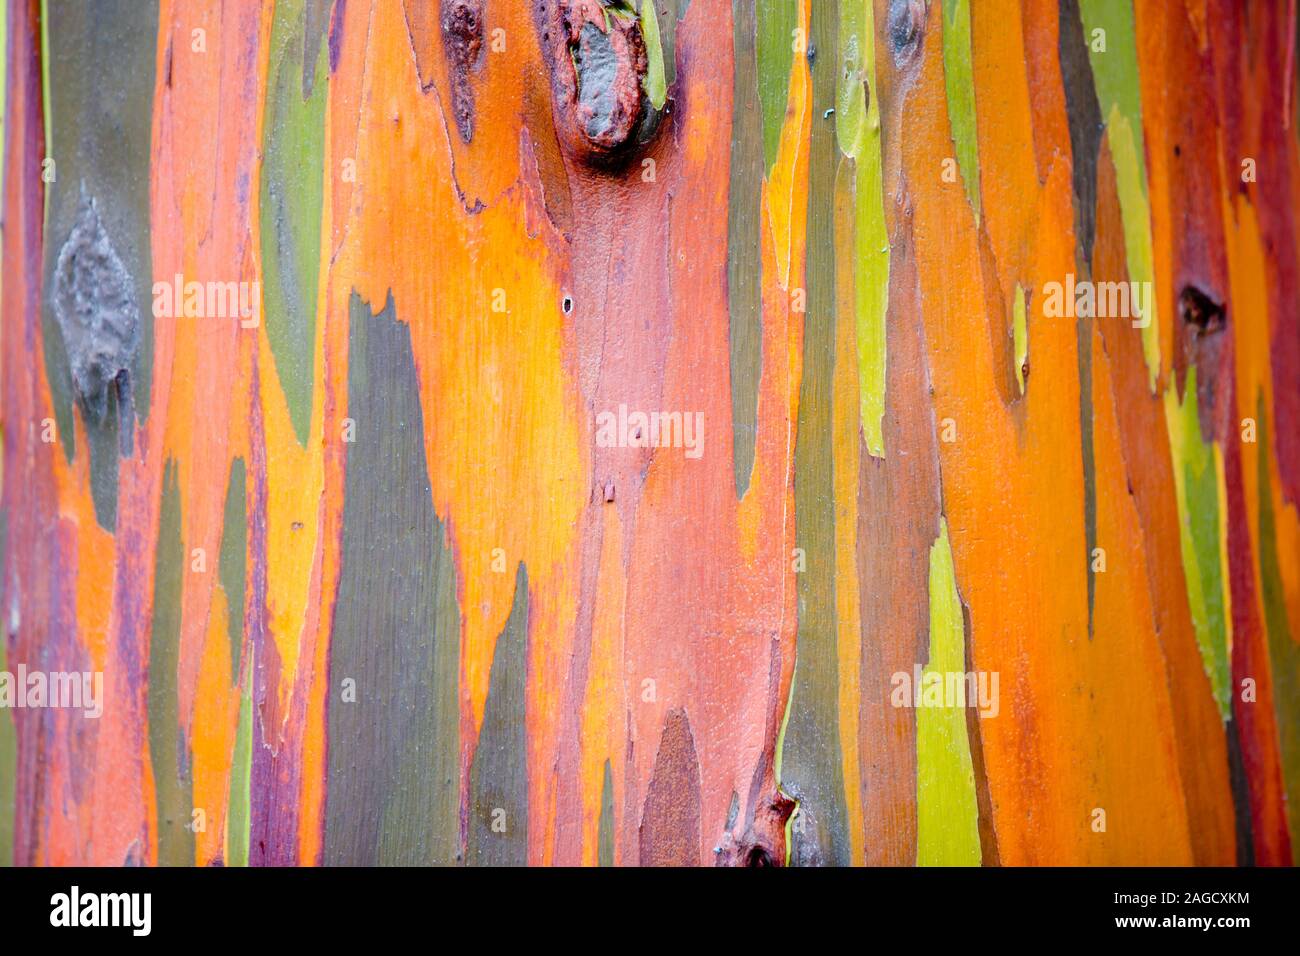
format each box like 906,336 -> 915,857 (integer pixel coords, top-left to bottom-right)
576,23 -> 621,141
303,0 -> 334,97
467,563 -> 530,866
1058,0 -> 1102,268
53,191 -> 140,457
888,0 -> 925,64
324,291 -> 462,866
42,0 -> 159,465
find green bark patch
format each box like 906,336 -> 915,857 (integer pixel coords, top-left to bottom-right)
324,292 -> 462,865
916,520 -> 981,866
148,461 -> 195,866
941,0 -> 981,223
219,458 -> 247,686
1166,367 -> 1230,719
1255,401 -> 1300,845
261,0 -> 328,446
40,0 -> 158,529
756,0 -> 798,173
728,0 -> 764,498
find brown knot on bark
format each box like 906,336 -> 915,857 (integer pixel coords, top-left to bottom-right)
1179,284 -> 1226,337
536,0 -> 649,165
714,788 -> 796,867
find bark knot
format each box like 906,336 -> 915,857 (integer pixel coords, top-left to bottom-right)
538,0 -> 649,163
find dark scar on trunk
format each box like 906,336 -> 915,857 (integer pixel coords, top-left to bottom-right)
442,0 -> 485,143
888,0 -> 926,65
53,191 -> 140,457
1179,285 -> 1226,336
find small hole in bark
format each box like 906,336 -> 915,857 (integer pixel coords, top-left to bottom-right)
745,846 -> 776,867
562,295 -> 573,314
1179,285 -> 1225,335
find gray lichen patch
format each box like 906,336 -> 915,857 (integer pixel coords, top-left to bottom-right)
53,191 -> 140,445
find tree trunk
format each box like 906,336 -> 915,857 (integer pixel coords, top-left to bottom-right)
2,0 -> 1299,867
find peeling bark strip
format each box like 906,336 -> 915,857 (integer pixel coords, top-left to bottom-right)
5,0 -> 1300,869
536,0 -> 649,160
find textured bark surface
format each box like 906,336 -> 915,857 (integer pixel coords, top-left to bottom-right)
1,0 -> 1299,866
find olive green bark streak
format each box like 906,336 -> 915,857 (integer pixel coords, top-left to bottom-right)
262,0 -> 327,447
1165,367 -> 1230,718
380,524 -> 460,865
324,292 -> 460,865
226,675 -> 253,867
302,0 -> 333,96
781,0 -> 850,868
645,0 -> 687,92
1078,304 -> 1097,636
1256,403 -> 1300,845
941,0 -> 981,224
640,0 -> 667,109
220,457 -> 251,866
756,0 -> 797,173
1059,0 -> 1103,637
219,459 -> 247,686
597,759 -> 616,866
148,461 -> 195,866
39,1 -> 158,528
837,0 -> 889,457
728,0 -> 764,498
1077,0 -> 1159,386
468,564 -> 530,866
0,510 -> 12,866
